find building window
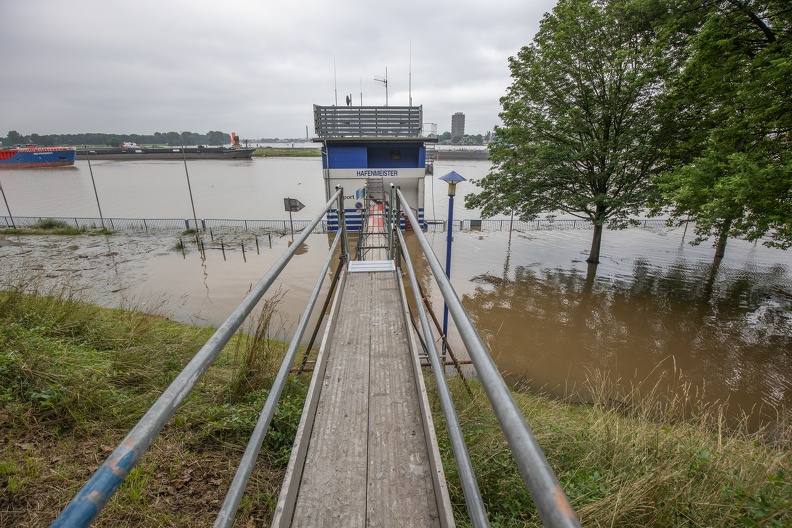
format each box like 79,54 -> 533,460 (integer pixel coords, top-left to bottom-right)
390,150 -> 401,160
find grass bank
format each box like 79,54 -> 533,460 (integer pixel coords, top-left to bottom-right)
1,285 -> 789,526
0,282 -> 304,526
431,376 -> 790,526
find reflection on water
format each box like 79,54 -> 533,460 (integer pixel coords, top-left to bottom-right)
454,229 -> 791,426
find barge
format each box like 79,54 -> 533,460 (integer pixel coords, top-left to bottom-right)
76,145 -> 255,160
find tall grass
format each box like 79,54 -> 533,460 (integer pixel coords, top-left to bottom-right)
432,369 -> 791,527
0,281 -> 306,526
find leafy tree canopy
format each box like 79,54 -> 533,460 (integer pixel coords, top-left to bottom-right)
654,0 -> 792,254
466,0 -> 672,263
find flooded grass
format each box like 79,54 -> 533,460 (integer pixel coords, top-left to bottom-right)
430,376 -> 790,527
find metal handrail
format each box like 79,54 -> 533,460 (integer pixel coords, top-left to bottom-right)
51,189 -> 345,528
396,189 -> 580,527
214,228 -> 343,527
396,228 -> 489,527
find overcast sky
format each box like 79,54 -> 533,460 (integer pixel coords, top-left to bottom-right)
1,0 -> 556,140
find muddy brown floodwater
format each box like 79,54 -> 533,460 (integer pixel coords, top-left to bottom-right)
1,223 -> 790,430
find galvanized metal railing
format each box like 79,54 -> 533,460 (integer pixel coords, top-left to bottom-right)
396,227 -> 490,527
396,188 -> 581,528
50,189 -> 347,528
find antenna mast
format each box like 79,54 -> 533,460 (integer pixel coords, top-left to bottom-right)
409,41 -> 412,107
334,55 -> 338,106
374,67 -> 388,107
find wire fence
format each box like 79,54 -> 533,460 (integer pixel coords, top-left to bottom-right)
0,216 -> 330,235
426,217 -> 673,232
0,215 -> 674,234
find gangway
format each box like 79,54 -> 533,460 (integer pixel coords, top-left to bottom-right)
51,188 -> 579,527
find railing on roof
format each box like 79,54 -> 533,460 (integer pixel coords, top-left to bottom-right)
314,105 -> 424,138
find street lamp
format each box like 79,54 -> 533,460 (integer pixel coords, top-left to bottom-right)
438,170 -> 466,358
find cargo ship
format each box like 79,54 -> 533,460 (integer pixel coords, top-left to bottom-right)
0,146 -> 77,169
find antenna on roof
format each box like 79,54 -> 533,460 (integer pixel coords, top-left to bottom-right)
334,55 -> 338,106
374,67 -> 388,107
409,40 -> 412,107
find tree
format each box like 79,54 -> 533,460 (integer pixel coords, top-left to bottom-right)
466,0 -> 671,263
654,0 -> 792,258
206,130 -> 228,146
164,132 -> 181,146
5,130 -> 25,146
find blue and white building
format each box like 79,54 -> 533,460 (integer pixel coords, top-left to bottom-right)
314,105 -> 435,231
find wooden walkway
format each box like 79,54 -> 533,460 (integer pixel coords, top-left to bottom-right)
273,263 -> 453,527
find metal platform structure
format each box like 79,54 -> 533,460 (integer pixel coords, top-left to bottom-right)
51,189 -> 580,528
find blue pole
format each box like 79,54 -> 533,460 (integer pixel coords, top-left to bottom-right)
442,193 -> 454,358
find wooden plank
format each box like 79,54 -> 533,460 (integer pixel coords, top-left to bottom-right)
396,273 -> 456,527
271,267 -> 348,527
366,272 -> 441,527
288,270 -> 443,527
290,272 -> 372,526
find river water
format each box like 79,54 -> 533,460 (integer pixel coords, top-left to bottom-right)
1,156 -> 790,427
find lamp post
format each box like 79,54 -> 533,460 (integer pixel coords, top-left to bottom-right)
438,171 -> 466,358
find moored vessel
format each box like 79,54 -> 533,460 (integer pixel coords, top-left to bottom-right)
76,145 -> 255,160
0,146 -> 77,169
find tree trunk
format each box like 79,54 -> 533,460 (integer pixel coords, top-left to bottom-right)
714,217 -> 733,262
584,262 -> 598,293
587,224 -> 603,263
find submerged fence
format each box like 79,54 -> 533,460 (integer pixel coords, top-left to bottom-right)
0,216 -> 329,234
1,215 -> 673,234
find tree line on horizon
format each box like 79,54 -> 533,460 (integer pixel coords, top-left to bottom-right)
2,130 -> 235,148
2,131 -> 316,148
467,0 -> 790,263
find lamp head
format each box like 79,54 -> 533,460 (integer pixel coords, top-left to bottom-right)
439,171 -> 466,197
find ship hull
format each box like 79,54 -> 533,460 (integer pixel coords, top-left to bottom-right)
0,147 -> 77,169
76,147 -> 255,160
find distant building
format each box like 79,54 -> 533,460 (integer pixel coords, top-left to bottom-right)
451,112 -> 465,138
